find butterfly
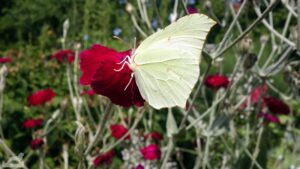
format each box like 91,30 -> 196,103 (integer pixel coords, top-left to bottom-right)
115,14 -> 216,109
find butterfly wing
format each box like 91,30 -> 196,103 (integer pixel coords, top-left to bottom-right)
132,14 -> 216,109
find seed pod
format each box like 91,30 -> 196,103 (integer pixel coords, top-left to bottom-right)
243,53 -> 258,70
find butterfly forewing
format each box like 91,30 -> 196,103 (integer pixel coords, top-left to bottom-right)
132,14 -> 216,109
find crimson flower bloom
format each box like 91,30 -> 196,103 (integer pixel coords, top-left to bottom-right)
0,57 -> 13,63
22,118 -> 43,129
51,49 -> 75,64
263,97 -> 290,115
30,138 -> 44,150
80,89 -> 95,96
79,44 -> 144,107
204,74 -> 229,89
257,112 -> 280,124
27,88 -> 56,106
110,124 -> 129,139
240,85 -> 267,109
144,132 -> 163,141
187,6 -> 198,14
93,150 -> 115,166
140,144 -> 161,160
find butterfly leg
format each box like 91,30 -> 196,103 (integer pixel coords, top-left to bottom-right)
114,61 -> 130,72
116,55 -> 130,65
124,73 -> 134,91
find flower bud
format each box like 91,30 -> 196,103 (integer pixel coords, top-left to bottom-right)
238,35 -> 253,55
126,3 -> 134,14
260,35 -> 269,44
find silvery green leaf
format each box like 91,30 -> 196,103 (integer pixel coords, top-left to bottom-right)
63,19 -> 70,39
167,108 -> 178,137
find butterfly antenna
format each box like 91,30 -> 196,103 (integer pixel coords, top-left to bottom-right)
113,36 -> 131,48
133,37 -> 137,50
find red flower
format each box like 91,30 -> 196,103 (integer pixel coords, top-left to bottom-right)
93,150 -> 115,166
240,85 -> 267,109
204,74 -> 229,89
140,144 -> 161,160
22,118 -> 43,129
0,57 -> 13,63
34,118 -> 43,127
51,49 -> 75,64
263,97 -> 290,115
30,138 -> 44,150
144,132 -> 163,141
80,89 -> 95,96
79,44 -> 144,107
27,88 -> 56,106
110,124 -> 129,139
187,6 -> 198,14
257,112 -> 280,124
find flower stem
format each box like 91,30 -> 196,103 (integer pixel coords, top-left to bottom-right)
84,102 -> 113,155
160,137 -> 174,169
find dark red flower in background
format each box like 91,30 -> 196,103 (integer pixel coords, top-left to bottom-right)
140,144 -> 161,160
187,6 -> 198,14
0,57 -> 13,63
135,164 -> 145,169
144,132 -> 163,141
257,112 -> 280,124
110,124 -> 129,139
30,138 -> 44,150
93,150 -> 115,166
80,89 -> 95,96
204,74 -> 229,89
263,97 -> 290,115
51,49 -> 75,64
79,44 -> 144,107
27,88 -> 56,106
22,118 -> 43,129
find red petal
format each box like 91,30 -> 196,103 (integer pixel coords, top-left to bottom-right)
80,44 -> 119,85
80,44 -> 144,107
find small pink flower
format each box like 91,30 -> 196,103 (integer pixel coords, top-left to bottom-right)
22,118 -> 43,129
51,49 -> 75,64
30,138 -> 44,150
110,124 -> 129,139
0,57 -> 13,63
204,74 -> 229,89
140,144 -> 161,160
27,88 -> 56,106
263,97 -> 290,115
257,112 -> 280,124
93,150 -> 115,166
144,132 -> 163,141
